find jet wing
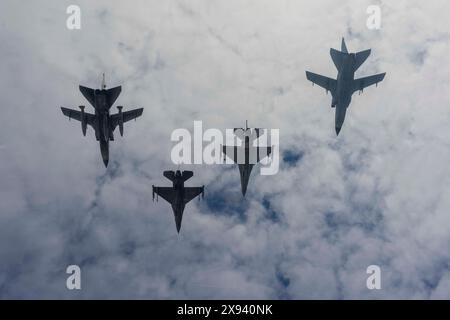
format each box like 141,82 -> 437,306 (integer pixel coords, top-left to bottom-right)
244,146 -> 272,163
110,108 -> 144,131
153,186 -> 176,204
256,146 -> 272,162
122,108 -> 144,122
183,186 -> 204,204
61,107 -> 96,127
306,71 -> 337,94
223,145 -> 239,163
352,73 -> 386,93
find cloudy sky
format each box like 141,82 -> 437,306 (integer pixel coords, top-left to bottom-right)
1,0 -> 450,299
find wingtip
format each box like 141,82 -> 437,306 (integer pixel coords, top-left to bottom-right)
305,71 -> 312,80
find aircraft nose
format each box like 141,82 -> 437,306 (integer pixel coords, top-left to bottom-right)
103,159 -> 109,167
241,184 -> 247,197
175,215 -> 182,233
335,126 -> 342,136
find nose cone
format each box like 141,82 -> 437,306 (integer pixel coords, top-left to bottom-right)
175,218 -> 182,233
238,164 -> 253,197
335,126 -> 342,136
100,142 -> 109,168
175,213 -> 183,233
241,182 -> 248,197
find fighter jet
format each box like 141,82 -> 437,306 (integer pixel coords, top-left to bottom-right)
153,170 -> 204,233
61,74 -> 143,167
306,38 -> 386,135
222,121 -> 272,196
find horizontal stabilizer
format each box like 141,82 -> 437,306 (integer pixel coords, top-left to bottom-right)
106,86 -> 122,108
182,171 -> 193,181
330,48 -> 345,71
79,86 -> 96,107
354,49 -> 371,71
163,171 -> 175,181
163,170 -> 194,182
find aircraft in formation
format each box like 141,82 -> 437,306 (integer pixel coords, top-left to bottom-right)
306,38 -> 386,135
61,74 -> 144,167
222,121 -> 272,196
152,170 -> 204,233
60,38 -> 385,233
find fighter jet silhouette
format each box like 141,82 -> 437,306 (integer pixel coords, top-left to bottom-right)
61,74 -> 143,166
306,38 -> 386,135
153,170 -> 204,233
222,121 -> 272,196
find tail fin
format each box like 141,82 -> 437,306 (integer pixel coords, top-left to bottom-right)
330,38 -> 349,71
233,121 -> 262,143
353,49 -> 371,71
101,73 -> 106,89
341,38 -> 348,53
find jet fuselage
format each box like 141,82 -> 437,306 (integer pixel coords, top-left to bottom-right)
239,136 -> 253,196
170,172 -> 187,231
91,89 -> 112,166
333,53 -> 357,135
171,176 -> 186,216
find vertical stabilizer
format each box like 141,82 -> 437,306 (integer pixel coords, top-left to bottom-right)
341,38 -> 348,53
102,73 -> 106,89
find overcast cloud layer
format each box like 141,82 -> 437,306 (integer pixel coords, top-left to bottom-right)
1,0 -> 450,299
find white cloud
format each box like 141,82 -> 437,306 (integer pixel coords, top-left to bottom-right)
1,0 -> 450,299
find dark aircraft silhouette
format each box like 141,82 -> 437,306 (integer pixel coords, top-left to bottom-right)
222,121 -> 272,196
61,74 -> 143,167
306,38 -> 386,135
153,170 -> 204,233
